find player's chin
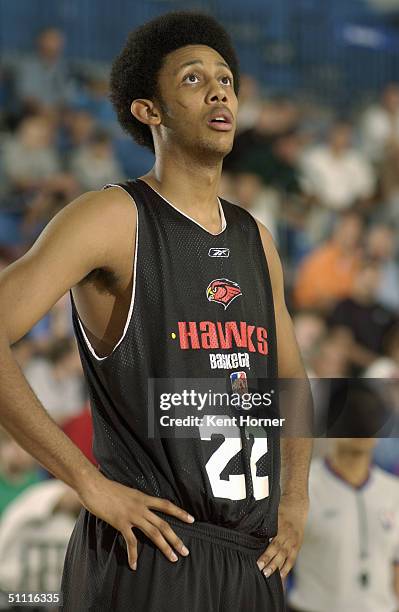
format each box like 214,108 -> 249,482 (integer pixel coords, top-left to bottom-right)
205,136 -> 234,157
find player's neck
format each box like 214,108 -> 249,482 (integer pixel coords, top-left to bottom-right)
327,452 -> 372,488
142,154 -> 223,228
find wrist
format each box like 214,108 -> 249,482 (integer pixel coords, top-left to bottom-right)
74,464 -> 106,499
280,490 -> 309,508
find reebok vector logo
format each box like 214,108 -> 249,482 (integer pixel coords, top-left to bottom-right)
206,278 -> 242,309
208,248 -> 230,258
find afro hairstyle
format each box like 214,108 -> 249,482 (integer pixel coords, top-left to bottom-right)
109,11 -> 240,152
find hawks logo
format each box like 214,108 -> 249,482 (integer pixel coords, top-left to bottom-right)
206,278 -> 242,309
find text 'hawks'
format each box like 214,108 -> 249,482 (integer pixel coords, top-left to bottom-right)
177,321 -> 268,355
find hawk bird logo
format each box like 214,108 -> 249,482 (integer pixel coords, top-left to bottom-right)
206,278 -> 242,309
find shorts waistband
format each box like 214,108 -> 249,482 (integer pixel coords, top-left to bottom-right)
156,511 -> 269,555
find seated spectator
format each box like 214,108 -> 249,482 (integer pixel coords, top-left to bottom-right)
0,431 -> 41,515
70,74 -> 118,135
24,337 -> 85,425
69,130 -> 125,191
379,136 -> 399,230
329,260 -> 399,374
301,120 -> 375,211
0,113 -> 78,249
12,28 -> 73,113
360,82 -> 399,164
224,97 -> 300,176
62,404 -> 95,465
233,172 -> 280,240
307,334 -> 351,436
0,479 -> 80,594
235,74 -> 262,133
59,108 -> 96,157
365,224 -> 399,312
293,211 -> 364,313
1,113 -> 61,203
292,310 -> 327,376
310,334 -> 351,379
24,296 -> 75,353
363,323 -> 399,378
287,439 -> 399,612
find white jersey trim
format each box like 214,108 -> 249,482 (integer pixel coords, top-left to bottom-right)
139,179 -> 227,236
75,183 -> 138,362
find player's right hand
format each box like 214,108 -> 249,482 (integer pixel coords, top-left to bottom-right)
78,473 -> 194,570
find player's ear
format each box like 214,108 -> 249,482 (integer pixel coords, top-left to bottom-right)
130,99 -> 161,126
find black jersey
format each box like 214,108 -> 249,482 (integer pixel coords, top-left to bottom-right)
71,178 -> 280,539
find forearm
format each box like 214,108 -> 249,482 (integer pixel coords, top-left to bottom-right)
280,437 -> 312,501
0,333 -> 100,496
278,338 -> 313,501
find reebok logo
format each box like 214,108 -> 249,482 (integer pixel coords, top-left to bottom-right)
208,248 -> 230,258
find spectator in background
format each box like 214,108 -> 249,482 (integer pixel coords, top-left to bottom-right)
224,97 -> 300,175
365,224 -> 399,312
363,322 -> 399,378
0,479 -> 80,595
69,129 -> 125,191
0,113 -> 78,249
361,82 -> 399,164
232,172 -> 279,240
1,114 -> 61,200
62,403 -> 95,466
0,430 -> 41,515
60,108 -> 96,157
310,334 -> 350,379
301,121 -> 375,212
12,28 -> 73,113
293,211 -> 363,313
287,438 -> 399,612
24,337 -> 85,425
308,336 -> 351,439
235,74 -> 262,133
379,132 -> 399,229
70,74 -> 118,135
292,310 -> 327,376
329,259 -> 399,375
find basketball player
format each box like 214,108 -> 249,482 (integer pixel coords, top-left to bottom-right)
0,12 -> 312,611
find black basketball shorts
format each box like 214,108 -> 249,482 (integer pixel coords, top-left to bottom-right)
61,509 -> 286,611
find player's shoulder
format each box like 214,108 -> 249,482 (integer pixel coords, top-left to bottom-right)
50,184 -> 137,248
66,185 -> 136,223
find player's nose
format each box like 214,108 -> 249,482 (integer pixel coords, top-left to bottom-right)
206,82 -> 228,104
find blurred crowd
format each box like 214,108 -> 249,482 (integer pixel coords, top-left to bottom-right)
0,26 -> 399,609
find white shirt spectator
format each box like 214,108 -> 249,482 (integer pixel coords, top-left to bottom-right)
301,145 -> 375,211
288,457 -> 399,612
69,138 -> 124,191
24,357 -> 84,423
361,105 -> 399,163
0,480 -> 76,594
363,357 -> 399,378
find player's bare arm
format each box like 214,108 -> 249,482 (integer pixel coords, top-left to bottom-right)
0,187 -> 194,570
255,221 -> 313,579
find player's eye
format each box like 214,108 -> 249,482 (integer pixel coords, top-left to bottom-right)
183,73 -> 200,84
220,75 -> 233,86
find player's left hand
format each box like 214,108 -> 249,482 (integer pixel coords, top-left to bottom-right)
256,494 -> 309,580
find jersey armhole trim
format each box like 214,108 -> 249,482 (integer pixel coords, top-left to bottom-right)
74,183 -> 138,362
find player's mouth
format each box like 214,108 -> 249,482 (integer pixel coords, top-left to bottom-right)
207,109 -> 233,132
